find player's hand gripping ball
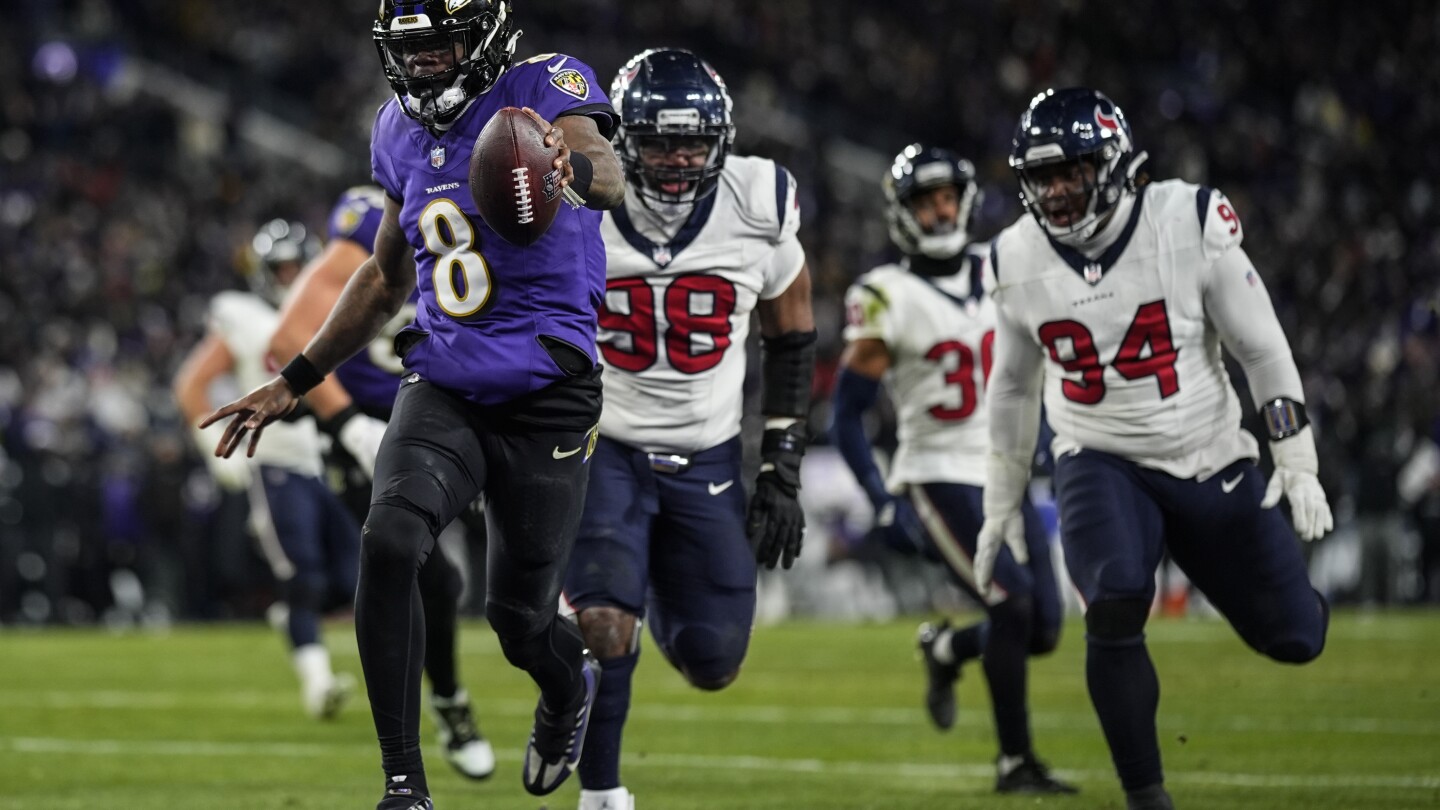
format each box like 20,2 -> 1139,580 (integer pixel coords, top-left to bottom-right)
470,106 -> 565,246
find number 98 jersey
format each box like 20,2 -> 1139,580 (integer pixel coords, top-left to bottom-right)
843,249 -> 993,488
989,179 -> 1258,480
597,155 -> 805,453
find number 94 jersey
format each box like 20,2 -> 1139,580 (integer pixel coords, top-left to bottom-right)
598,155 -> 805,453
990,179 -> 1257,480
842,249 -> 993,488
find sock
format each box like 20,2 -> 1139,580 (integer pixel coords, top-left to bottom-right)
292,643 -> 334,688
983,600 -> 1032,756
577,651 -> 637,791
1087,637 -> 1162,790
936,621 -> 987,665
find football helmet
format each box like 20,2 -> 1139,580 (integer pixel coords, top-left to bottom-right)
1009,87 -> 1148,243
247,219 -> 319,306
610,48 -> 735,208
373,0 -> 519,128
884,144 -> 980,260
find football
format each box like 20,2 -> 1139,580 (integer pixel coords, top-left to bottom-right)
469,106 -> 564,247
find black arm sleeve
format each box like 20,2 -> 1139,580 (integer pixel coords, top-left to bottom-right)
760,329 -> 818,419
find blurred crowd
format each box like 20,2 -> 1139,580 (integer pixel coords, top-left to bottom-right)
2,0 -> 1438,625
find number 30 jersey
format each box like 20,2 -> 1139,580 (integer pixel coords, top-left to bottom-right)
989,179 -> 1258,480
843,250 -> 993,488
597,155 -> 804,453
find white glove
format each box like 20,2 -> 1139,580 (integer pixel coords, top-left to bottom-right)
975,453 -> 1032,596
193,425 -> 252,492
1260,425 -> 1333,541
336,412 -> 388,480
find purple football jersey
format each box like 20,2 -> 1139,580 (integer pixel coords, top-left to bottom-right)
370,54 -> 618,406
327,185 -> 412,412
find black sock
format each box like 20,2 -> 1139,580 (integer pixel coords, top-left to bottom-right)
417,551 -> 462,699
578,651 -> 638,790
983,599 -> 1033,756
1087,636 -> 1162,790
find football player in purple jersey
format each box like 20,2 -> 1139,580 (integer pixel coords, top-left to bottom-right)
201,2 -> 624,807
268,185 -> 496,782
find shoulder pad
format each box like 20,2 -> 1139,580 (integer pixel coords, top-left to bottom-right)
1197,185 -> 1244,260
722,156 -> 801,242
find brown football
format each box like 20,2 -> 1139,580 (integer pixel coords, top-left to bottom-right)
469,106 -> 564,247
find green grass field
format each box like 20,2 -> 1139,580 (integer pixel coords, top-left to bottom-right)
2,611 -> 1438,809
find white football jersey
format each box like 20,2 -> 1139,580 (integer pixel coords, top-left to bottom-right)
208,291 -> 323,476
843,248 -> 993,487
597,155 -> 805,453
989,179 -> 1257,480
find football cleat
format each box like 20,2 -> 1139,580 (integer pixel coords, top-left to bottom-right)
579,786 -> 635,810
376,776 -> 433,810
305,672 -> 357,720
523,653 -> 601,796
995,753 -> 1079,795
916,621 -> 962,730
1126,783 -> 1175,809
429,689 -> 496,780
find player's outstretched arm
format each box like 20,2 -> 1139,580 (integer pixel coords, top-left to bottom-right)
1204,245 -> 1333,541
524,107 -> 625,210
750,263 -> 817,570
975,304 -> 1046,594
201,197 -> 415,459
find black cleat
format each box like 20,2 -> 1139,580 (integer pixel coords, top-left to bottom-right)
430,689 -> 496,780
522,652 -> 601,796
376,777 -> 433,810
996,753 -> 1079,795
917,621 -> 962,730
1126,783 -> 1175,809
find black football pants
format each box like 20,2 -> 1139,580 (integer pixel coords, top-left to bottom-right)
355,370 -> 601,784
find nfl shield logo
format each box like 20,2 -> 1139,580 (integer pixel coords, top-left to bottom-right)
1084,263 -> 1103,285
430,145 -> 446,169
652,245 -> 672,266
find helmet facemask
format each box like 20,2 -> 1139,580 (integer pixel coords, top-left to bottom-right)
247,220 -> 319,307
884,145 -> 980,260
373,1 -> 518,128
610,49 -> 735,216
1014,143 -> 1137,244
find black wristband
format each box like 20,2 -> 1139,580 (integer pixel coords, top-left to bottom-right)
568,150 -> 594,201
279,353 -> 325,397
1261,397 -> 1309,440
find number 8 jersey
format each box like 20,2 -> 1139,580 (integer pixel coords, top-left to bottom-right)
842,249 -> 994,488
989,179 -> 1259,480
597,155 -> 804,453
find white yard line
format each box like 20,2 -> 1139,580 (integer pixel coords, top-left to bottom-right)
3,736 -> 1436,791
3,691 -> 1438,737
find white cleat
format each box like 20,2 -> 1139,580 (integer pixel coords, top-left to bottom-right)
304,671 -> 356,720
430,689 -> 496,780
579,786 -> 635,810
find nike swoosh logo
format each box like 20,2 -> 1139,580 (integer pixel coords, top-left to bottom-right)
546,55 -> 569,73
1221,473 -> 1244,494
708,480 -> 734,495
553,446 -> 581,459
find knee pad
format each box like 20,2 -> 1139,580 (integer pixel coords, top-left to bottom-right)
670,624 -> 744,691
1085,598 -> 1150,646
578,606 -> 640,660
361,502 -> 434,569
1264,590 -> 1328,664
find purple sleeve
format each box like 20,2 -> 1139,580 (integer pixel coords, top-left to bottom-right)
518,56 -> 620,137
369,102 -> 402,200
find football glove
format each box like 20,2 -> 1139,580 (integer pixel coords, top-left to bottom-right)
319,404 -> 388,480
1260,425 -> 1333,541
749,423 -> 807,570
974,452 -> 1031,596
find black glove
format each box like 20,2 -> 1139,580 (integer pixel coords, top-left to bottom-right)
748,423 -> 807,570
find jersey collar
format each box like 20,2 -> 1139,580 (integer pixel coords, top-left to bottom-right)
1044,183 -> 1148,285
611,192 -> 718,268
